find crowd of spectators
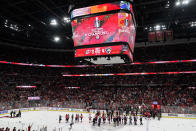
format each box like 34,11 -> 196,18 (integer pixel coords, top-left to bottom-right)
0,43 -> 195,114
0,63 -> 195,114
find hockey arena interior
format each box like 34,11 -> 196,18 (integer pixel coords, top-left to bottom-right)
0,0 -> 196,131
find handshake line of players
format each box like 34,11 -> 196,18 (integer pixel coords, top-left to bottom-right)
58,111 -> 153,127
10,110 -> 21,118
59,114 -> 84,123
92,111 -> 143,127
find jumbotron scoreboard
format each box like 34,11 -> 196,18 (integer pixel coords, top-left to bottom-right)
70,0 -> 136,64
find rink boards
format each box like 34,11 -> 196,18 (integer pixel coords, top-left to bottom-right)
0,107 -> 196,120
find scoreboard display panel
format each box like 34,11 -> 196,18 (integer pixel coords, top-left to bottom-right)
75,45 -> 133,62
70,0 -> 136,63
72,12 -> 135,52
71,1 -> 133,19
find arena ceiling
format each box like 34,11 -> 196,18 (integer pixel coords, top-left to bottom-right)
0,0 -> 196,49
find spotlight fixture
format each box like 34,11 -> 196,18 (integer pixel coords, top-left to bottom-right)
63,17 -> 70,23
50,19 -> 58,26
54,36 -> 60,42
154,25 -> 161,31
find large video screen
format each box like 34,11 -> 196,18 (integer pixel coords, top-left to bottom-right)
75,44 -> 132,60
72,12 -> 136,52
71,1 -> 133,19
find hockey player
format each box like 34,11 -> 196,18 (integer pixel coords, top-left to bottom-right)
102,114 -> 106,124
124,115 -> 127,125
96,111 -> 100,117
117,115 -> 120,126
28,124 -> 32,131
59,115 -> 62,123
13,111 -> 16,117
65,114 -> 67,122
13,127 -> 16,131
77,114 -> 80,122
93,117 -> 96,126
10,111 -> 13,118
71,114 -> 74,123
113,116 -> 117,127
95,114 -> 98,123
140,116 -> 143,125
102,111 -> 105,117
134,115 -> 137,125
107,114 -> 111,124
111,110 -> 114,121
129,115 -> 132,125
66,114 -> 69,123
144,111 -> 147,119
75,114 -> 78,122
121,115 -> 124,124
80,114 -> 83,122
68,114 -> 70,122
147,111 -> 151,120
18,110 -> 21,117
119,115 -> 121,124
98,116 -> 101,127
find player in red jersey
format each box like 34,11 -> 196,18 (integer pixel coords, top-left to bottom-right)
108,114 -> 111,124
80,114 -> 83,122
75,114 -> 78,122
66,114 -> 69,123
102,115 -> 106,124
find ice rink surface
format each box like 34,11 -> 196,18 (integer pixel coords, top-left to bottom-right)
0,111 -> 196,131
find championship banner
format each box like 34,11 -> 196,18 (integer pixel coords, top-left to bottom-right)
156,31 -> 164,41
148,32 -> 156,42
165,30 -> 173,41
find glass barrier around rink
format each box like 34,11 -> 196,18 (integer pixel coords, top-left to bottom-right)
161,105 -> 196,114
1,101 -> 196,115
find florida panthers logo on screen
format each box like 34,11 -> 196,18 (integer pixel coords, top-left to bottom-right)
105,47 -> 112,54
85,50 -> 90,55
